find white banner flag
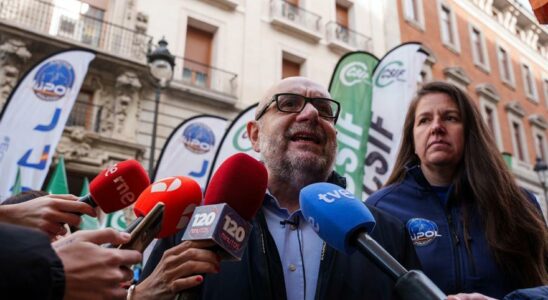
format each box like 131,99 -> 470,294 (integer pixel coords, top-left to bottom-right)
363,43 -> 427,198
153,115 -> 227,189
207,103 -> 260,186
0,49 -> 95,201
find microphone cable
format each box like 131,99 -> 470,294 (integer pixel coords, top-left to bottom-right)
280,217 -> 307,300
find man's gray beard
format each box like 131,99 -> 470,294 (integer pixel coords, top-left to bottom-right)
261,143 -> 335,189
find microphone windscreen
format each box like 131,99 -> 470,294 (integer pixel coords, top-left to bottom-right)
134,176 -> 202,238
89,159 -> 150,213
299,182 -> 375,255
204,153 -> 267,220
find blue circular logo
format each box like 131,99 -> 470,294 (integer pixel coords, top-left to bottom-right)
406,218 -> 442,246
33,60 -> 75,101
182,122 -> 215,154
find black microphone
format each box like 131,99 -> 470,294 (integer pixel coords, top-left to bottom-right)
280,218 -> 299,227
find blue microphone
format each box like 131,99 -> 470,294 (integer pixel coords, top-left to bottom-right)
299,182 -> 375,255
300,183 -> 446,300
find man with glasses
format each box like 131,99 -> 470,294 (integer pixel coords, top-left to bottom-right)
136,77 -> 420,300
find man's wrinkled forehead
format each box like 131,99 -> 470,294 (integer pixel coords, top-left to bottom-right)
255,77 -> 330,119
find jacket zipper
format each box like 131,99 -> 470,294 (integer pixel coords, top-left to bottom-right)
446,211 -> 463,292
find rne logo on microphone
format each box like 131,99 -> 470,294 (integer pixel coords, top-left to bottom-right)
317,189 -> 354,203
104,163 -> 119,177
113,176 -> 135,205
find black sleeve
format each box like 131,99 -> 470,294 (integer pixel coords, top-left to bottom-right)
366,205 -> 422,271
0,223 -> 65,300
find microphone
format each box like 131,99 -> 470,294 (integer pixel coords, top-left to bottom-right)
280,218 -> 299,227
299,183 -> 446,300
134,176 -> 202,238
182,153 -> 268,260
80,159 -> 150,213
108,176 -> 202,251
177,153 -> 267,300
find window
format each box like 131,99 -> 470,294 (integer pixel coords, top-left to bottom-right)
438,2 -> 459,52
497,46 -> 514,85
336,4 -> 349,28
469,25 -> 489,72
513,122 -> 525,161
184,26 -> 214,88
478,89 -> 503,150
485,106 -> 495,135
521,63 -> 538,101
50,0 -> 105,47
403,0 -> 424,29
510,117 -> 527,162
282,58 -> 300,78
67,90 -> 98,132
536,133 -> 547,161
544,78 -> 548,107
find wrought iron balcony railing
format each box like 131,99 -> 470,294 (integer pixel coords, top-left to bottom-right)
0,0 -> 150,62
326,21 -> 371,51
270,0 -> 322,34
177,57 -> 238,96
66,100 -> 102,133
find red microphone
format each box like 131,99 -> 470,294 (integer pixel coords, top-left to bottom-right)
134,176 -> 202,238
182,153 -> 267,259
110,176 -> 202,252
80,159 -> 150,213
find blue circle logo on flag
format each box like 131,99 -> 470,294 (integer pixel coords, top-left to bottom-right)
406,218 -> 442,246
182,122 -> 215,154
32,60 -> 75,101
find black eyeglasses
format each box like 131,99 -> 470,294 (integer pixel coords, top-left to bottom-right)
255,93 -> 340,123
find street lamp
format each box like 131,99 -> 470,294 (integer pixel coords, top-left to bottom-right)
533,157 -> 548,210
147,37 -> 175,178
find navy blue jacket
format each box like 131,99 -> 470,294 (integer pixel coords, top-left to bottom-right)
142,172 -> 421,299
367,165 -> 539,299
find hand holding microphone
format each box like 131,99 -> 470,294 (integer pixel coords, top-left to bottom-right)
52,228 -> 142,300
109,176 -> 203,252
0,194 -> 96,239
182,153 -> 268,260
79,159 -> 150,213
299,183 -> 446,300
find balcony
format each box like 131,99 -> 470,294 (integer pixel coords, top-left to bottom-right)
270,0 -> 322,43
0,0 -> 150,62
326,21 -> 371,53
171,57 -> 238,105
66,100 -> 103,133
200,0 -> 239,10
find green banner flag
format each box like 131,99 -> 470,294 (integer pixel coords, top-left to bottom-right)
45,156 -> 68,194
11,167 -> 22,196
79,177 -> 100,230
102,210 -> 127,231
329,52 -> 379,199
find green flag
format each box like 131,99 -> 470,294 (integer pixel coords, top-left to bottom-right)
45,156 -> 68,194
102,210 -> 127,231
11,167 -> 22,196
329,52 -> 379,200
79,177 -> 100,230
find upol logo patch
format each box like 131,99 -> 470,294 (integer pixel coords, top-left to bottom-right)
32,60 -> 75,101
406,218 -> 442,246
182,122 -> 215,154
339,62 -> 369,86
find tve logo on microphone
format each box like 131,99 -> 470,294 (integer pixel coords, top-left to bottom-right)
317,188 -> 355,203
